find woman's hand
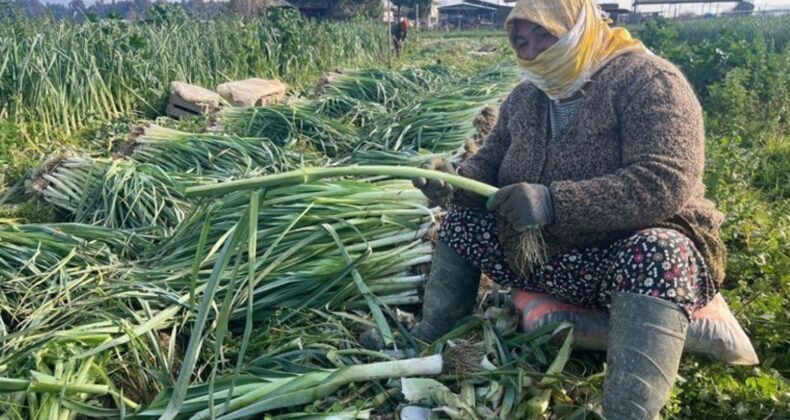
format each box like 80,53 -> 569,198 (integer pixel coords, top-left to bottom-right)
412,158 -> 456,203
486,183 -> 554,231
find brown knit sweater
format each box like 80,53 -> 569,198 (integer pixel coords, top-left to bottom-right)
455,52 -> 727,284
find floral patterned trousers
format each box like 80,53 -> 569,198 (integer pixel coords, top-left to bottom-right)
437,207 -> 718,317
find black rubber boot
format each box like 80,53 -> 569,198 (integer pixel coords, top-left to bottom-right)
358,241 -> 481,349
411,241 -> 481,341
603,292 -> 690,420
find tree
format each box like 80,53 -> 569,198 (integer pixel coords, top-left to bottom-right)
45,3 -> 68,18
68,0 -> 85,12
20,0 -> 49,18
229,0 -> 274,18
286,0 -> 381,20
391,0 -> 431,20
330,0 -> 381,20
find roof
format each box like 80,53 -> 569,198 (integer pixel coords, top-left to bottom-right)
634,0 -> 740,3
439,1 -> 499,11
437,0 -> 508,6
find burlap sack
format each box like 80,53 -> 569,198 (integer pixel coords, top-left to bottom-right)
514,290 -> 760,365
166,82 -> 223,117
216,78 -> 287,107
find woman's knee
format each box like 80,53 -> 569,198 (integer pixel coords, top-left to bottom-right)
613,228 -> 701,299
628,228 -> 698,268
436,206 -> 522,284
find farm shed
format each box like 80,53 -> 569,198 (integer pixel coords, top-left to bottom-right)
500,0 -> 630,23
286,0 -> 332,18
598,2 -> 632,21
631,0 -> 744,18
438,0 -> 513,29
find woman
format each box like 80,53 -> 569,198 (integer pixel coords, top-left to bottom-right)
409,0 -> 726,417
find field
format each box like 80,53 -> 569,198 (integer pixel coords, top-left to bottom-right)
0,9 -> 788,419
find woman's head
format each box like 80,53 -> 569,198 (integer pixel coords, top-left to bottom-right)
509,19 -> 559,61
506,0 -> 581,61
505,0 -> 647,100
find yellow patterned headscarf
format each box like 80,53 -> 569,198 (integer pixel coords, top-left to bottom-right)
506,0 -> 648,100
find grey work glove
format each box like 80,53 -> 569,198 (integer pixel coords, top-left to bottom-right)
486,183 -> 555,231
412,158 -> 456,204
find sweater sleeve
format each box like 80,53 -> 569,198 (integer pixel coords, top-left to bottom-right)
547,69 -> 705,236
452,95 -> 512,208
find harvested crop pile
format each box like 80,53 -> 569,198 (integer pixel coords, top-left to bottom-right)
0,63 -> 572,419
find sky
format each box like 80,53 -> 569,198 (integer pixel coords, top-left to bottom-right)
35,0 -> 790,13
619,0 -> 790,14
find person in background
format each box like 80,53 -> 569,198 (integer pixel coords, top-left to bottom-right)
392,17 -> 411,56
364,0 -> 727,417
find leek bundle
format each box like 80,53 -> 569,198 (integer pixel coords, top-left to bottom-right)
216,104 -> 360,157
140,180 -> 438,321
122,124 -> 303,176
30,156 -> 188,230
316,68 -> 442,109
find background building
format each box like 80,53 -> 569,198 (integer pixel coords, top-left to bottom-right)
437,0 -> 512,29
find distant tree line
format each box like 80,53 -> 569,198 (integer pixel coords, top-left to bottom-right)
0,0 -> 386,21
390,0 -> 431,19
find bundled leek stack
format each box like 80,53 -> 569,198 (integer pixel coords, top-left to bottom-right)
0,223 -> 136,280
310,94 -> 388,128
136,179 -> 437,323
122,124 -> 306,176
130,176 -> 446,420
2,179 -> 433,417
29,155 -> 189,230
361,94 -> 496,153
345,148 -> 446,166
0,179 -> 443,418
316,67 -> 449,110
0,222 -> 150,414
310,67 -> 452,131
353,63 -> 518,154
399,65 -> 453,92
215,62 -> 517,161
216,102 -> 360,157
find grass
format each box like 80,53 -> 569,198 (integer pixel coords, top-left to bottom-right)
0,9 -> 389,180
630,16 -> 790,418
